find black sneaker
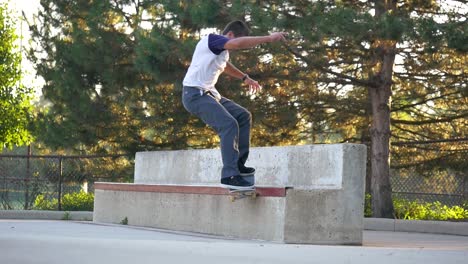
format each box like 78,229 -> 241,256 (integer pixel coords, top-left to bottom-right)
239,165 -> 255,176
221,175 -> 254,190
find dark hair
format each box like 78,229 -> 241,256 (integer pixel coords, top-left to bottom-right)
222,20 -> 250,37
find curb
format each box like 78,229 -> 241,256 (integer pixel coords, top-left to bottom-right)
1,212 -> 466,237
0,210 -> 93,221
364,218 -> 468,236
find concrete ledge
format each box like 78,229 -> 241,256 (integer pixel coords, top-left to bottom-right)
94,184 -> 289,242
364,218 -> 468,236
94,182 -> 288,197
94,183 -> 363,245
0,210 -> 93,221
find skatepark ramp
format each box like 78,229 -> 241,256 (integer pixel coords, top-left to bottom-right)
94,144 -> 366,245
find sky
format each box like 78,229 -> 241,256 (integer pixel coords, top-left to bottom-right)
1,0 -> 44,101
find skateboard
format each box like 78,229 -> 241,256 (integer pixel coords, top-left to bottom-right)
228,188 -> 257,202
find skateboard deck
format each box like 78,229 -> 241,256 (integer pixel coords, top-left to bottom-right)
228,188 -> 257,202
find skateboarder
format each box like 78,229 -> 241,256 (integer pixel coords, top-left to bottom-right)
182,20 -> 286,190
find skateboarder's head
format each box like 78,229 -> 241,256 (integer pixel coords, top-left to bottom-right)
222,20 -> 250,38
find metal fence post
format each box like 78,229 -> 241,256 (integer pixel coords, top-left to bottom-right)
58,157 -> 63,211
24,145 -> 31,209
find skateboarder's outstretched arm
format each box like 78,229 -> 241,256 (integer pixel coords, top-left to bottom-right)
221,32 -> 286,94
224,32 -> 287,50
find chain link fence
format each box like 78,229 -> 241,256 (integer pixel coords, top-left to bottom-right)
391,170 -> 466,206
1,139 -> 466,210
390,139 -> 467,206
0,154 -> 133,210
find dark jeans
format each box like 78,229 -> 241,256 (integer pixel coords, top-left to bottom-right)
182,86 -> 251,178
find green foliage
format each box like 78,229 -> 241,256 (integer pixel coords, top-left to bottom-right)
120,217 -> 128,225
33,194 -> 57,210
62,191 -> 94,211
364,193 -> 373,217
0,3 -> 34,149
364,194 -> 468,221
393,198 -> 468,221
33,191 -> 94,211
62,211 -> 71,220
30,1 -> 466,154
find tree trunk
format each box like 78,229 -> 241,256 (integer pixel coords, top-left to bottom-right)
360,114 -> 372,195
368,80 -> 394,218
369,0 -> 397,218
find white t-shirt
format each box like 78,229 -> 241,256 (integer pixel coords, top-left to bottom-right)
182,34 -> 230,100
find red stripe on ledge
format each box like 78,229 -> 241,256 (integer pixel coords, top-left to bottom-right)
94,182 -> 287,197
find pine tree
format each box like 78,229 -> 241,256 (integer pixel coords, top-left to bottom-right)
29,0 -> 306,153
262,0 -> 467,217
30,0 -> 197,153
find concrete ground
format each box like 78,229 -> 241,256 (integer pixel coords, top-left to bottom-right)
1,220 -> 467,264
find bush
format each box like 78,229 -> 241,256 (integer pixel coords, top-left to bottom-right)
34,191 -> 94,211
364,193 -> 372,217
393,198 -> 426,220
393,199 -> 468,221
62,191 -> 94,211
33,194 -> 58,210
365,195 -> 468,221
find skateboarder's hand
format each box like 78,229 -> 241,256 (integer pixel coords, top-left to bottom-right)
244,77 -> 262,94
269,32 -> 287,42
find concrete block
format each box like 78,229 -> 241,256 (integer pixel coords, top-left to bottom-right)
135,144 -> 365,189
95,144 -> 367,244
282,144 -> 366,244
284,189 -> 362,245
